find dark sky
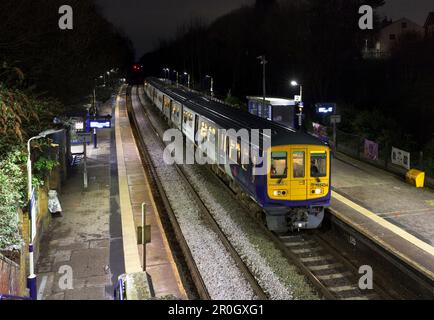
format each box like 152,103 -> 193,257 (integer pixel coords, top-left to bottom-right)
96,0 -> 434,59
96,0 -> 253,58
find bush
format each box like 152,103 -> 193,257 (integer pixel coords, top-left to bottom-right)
0,148 -> 27,250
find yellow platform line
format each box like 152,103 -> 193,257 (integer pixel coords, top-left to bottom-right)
332,191 -> 434,279
115,87 -> 142,274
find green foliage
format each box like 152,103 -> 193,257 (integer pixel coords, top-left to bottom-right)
33,155 -> 59,185
0,83 -> 64,152
0,149 -> 27,250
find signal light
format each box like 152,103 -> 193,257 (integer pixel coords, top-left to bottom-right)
132,64 -> 142,72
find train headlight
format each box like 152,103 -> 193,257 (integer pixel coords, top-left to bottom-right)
315,188 -> 322,195
273,190 -> 287,197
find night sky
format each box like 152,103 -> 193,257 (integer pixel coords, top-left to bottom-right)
96,0 -> 434,59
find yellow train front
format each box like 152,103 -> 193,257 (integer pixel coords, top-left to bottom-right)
260,140 -> 331,232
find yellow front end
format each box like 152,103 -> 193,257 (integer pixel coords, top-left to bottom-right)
267,145 -> 330,201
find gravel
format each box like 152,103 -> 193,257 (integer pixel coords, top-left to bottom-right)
131,87 -> 257,300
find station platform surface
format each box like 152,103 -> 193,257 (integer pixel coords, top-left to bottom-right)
36,94 -> 122,300
331,153 -> 434,280
115,88 -> 187,299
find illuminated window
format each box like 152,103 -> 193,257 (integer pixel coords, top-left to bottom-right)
293,151 -> 305,178
200,122 -> 208,138
237,142 -> 241,164
229,139 -> 238,163
208,127 -> 216,143
270,152 -> 287,179
241,144 -> 249,170
310,152 -> 327,178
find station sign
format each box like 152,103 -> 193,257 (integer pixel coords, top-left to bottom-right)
316,103 -> 336,114
90,119 -> 112,129
77,132 -> 92,143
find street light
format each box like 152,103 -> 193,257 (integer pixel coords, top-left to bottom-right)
257,55 -> 268,103
206,75 -> 214,96
173,70 -> 179,86
26,128 -> 64,300
184,72 -> 190,89
291,80 -> 303,128
290,80 -> 303,101
163,68 -> 170,82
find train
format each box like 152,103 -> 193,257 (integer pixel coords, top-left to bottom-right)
141,78 -> 331,232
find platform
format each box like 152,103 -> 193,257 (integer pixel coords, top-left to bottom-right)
331,153 -> 434,281
115,88 -> 187,299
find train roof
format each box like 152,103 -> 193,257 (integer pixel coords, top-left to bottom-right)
146,78 -> 328,148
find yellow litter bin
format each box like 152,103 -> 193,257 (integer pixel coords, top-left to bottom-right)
406,169 -> 425,188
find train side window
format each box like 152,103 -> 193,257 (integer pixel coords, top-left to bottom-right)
208,127 -> 216,143
241,144 -> 249,170
310,152 -> 327,178
237,139 -> 241,164
229,139 -> 238,163
270,152 -> 287,179
293,151 -> 305,178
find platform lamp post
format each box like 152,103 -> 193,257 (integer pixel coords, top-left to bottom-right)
206,75 -> 214,97
184,72 -> 190,89
162,68 -> 170,82
257,55 -> 268,104
173,70 -> 179,86
291,80 -> 303,129
27,128 -> 64,300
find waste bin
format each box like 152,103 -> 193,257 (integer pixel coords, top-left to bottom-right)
406,169 -> 425,188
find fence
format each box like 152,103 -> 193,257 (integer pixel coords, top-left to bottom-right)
0,253 -> 20,296
333,128 -> 434,184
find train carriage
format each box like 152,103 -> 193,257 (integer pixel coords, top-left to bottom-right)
143,78 -> 331,232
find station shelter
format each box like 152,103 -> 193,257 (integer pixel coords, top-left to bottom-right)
247,96 -> 297,128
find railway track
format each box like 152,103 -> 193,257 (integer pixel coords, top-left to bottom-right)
129,85 -> 398,300
209,172 -> 392,299
269,231 -> 393,300
127,86 -> 267,300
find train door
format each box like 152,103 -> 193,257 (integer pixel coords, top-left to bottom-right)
290,148 -> 308,200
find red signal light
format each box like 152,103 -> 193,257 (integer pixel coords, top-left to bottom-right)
132,64 -> 141,72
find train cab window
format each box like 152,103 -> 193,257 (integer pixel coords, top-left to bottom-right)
310,152 -> 327,178
292,151 -> 305,178
270,152 -> 287,179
